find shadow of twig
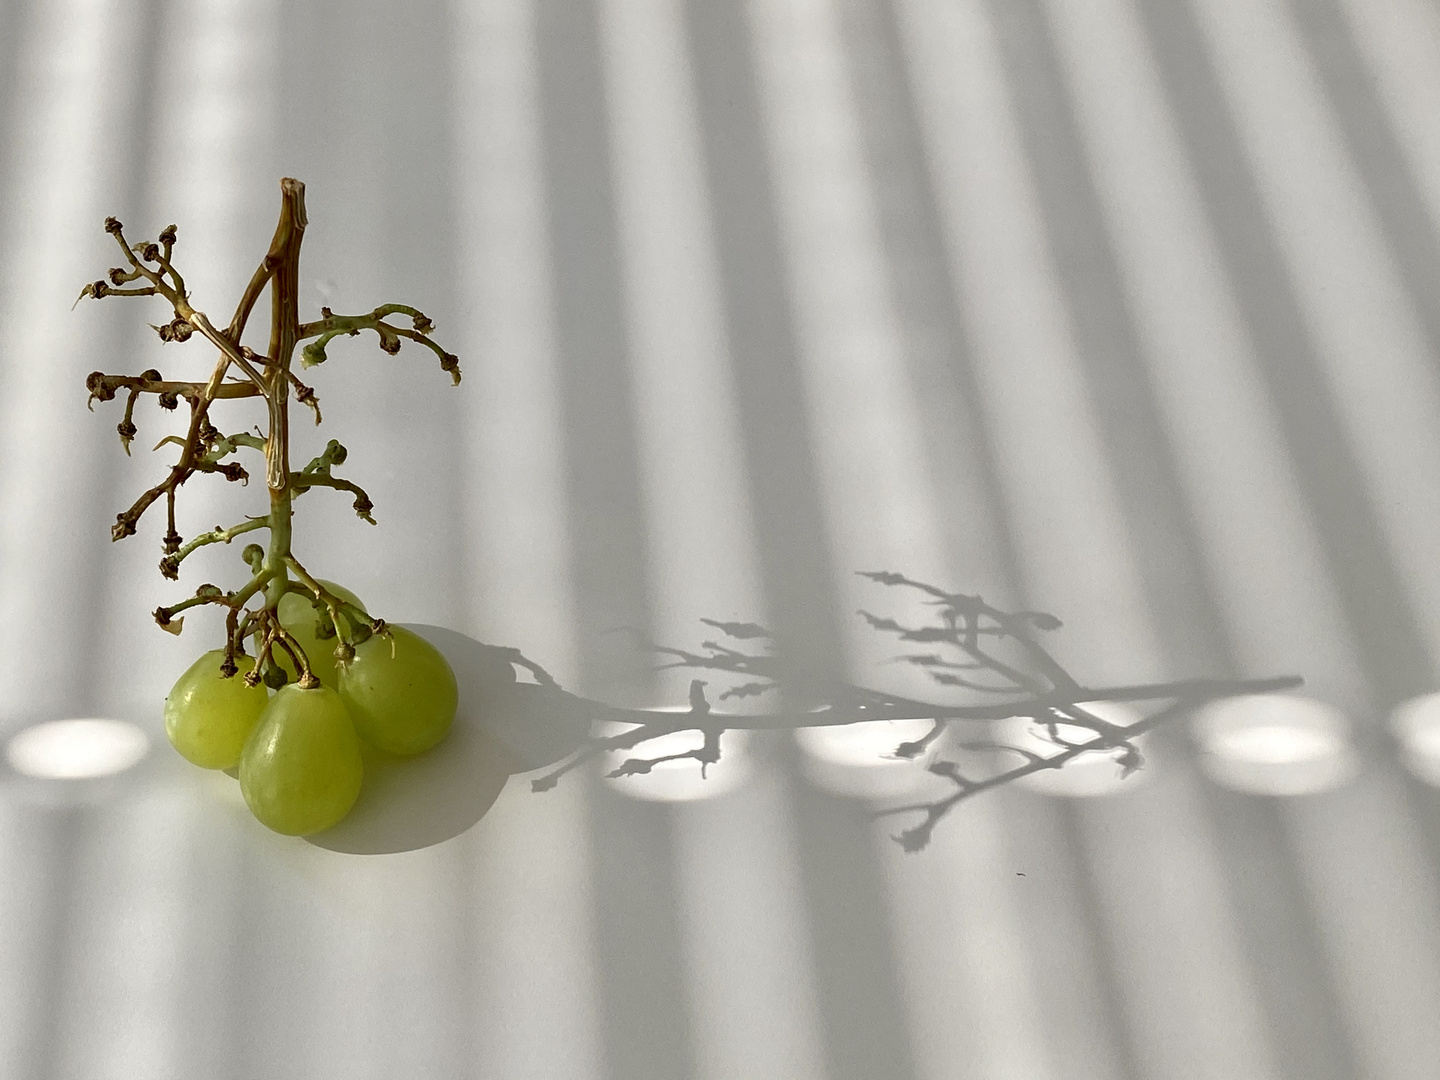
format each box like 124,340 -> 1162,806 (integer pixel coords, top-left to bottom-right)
527,572 -> 1302,851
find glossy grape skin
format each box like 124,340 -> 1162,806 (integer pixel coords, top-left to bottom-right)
275,579 -> 366,689
339,626 -> 458,756
239,684 -> 364,835
165,650 -> 269,770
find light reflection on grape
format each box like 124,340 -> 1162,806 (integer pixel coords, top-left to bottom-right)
1192,695 -> 1357,796
599,716 -> 752,803
5,718 -> 149,780
1390,693 -> 1440,787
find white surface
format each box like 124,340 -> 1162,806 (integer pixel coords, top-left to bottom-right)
2,0 -> 1439,1076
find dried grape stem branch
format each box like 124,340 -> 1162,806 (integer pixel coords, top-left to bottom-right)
80,178 -> 458,687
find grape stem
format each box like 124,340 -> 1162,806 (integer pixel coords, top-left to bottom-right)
163,516 -> 270,580
282,556 -> 381,651
79,187 -> 1305,853
81,178 -> 461,686
296,304 -> 461,384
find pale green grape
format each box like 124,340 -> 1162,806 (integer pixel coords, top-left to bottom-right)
275,579 -> 366,689
339,626 -> 457,756
165,649 -> 269,770
239,684 -> 364,835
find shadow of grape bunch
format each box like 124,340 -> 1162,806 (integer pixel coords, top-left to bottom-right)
329,572 -> 1298,855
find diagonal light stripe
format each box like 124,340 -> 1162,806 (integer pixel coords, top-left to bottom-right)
671,779 -> 827,1080
455,0 -> 580,683
62,3 -> 280,1075
1283,777 -> 1440,1080
464,780 -> 603,1080
1047,3 -> 1440,1074
746,0 -> 1055,1077
597,0 -> 827,1076
234,833 -> 439,1079
897,0 -> 1155,686
746,0 -> 948,672
1334,0 -> 1440,243
48,782 -> 192,1080
0,0 -> 136,722
1043,0 -> 1364,710
877,791 -> 1060,1080
896,1 -> 1281,1077
96,0 -> 282,718
0,806 -> 70,1078
1193,0 -> 1440,676
598,0 -> 765,692
453,1 -> 602,1076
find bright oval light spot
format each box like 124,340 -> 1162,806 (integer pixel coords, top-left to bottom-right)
796,718 -> 936,767
599,719 -> 751,803
1209,724 -> 1343,765
5,719 -> 149,780
1391,693 -> 1440,787
796,718 -> 943,800
1193,695 -> 1356,796
994,701 -> 1150,798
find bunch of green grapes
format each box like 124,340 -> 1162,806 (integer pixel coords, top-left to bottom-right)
162,581 -> 459,835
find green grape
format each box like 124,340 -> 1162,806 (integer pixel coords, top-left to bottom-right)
164,649 -> 269,770
274,579 -> 366,689
339,625 -> 457,756
239,684 -> 364,835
